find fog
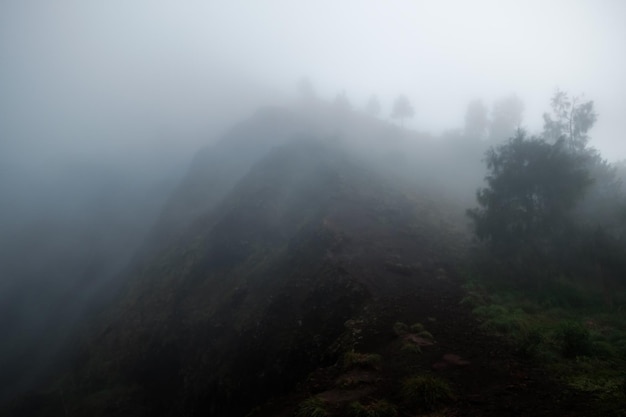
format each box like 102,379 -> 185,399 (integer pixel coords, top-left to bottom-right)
1,0 -> 625,406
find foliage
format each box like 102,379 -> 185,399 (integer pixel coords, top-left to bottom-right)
469,90 -> 626,294
401,374 -> 455,411
347,400 -> 398,417
392,322 -> 409,337
468,130 -> 591,261
296,397 -> 329,417
417,330 -> 434,340
401,342 -> 422,354
465,280 -> 626,412
343,351 -> 382,370
391,95 -> 414,126
543,89 -> 597,152
410,323 -> 425,333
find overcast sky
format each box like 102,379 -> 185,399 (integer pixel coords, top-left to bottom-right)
2,0 -> 625,160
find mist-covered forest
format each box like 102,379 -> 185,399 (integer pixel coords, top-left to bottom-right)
1,1 -> 626,416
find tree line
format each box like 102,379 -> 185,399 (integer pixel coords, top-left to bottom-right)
467,90 -> 626,306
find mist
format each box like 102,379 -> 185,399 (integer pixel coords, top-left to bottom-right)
1,0 -> 625,413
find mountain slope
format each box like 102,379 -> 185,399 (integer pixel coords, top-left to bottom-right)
3,106 -> 600,417
6,129 -> 464,417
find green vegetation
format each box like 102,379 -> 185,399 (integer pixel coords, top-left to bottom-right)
400,374 -> 455,412
416,330 -> 434,340
466,281 -> 626,411
409,323 -> 424,333
347,400 -> 398,417
465,90 -> 626,413
343,351 -> 382,371
400,342 -> 422,354
392,322 -> 409,336
296,397 -> 329,417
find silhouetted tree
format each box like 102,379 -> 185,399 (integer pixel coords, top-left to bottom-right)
468,130 -> 591,259
543,89 -> 597,152
334,90 -> 351,112
365,95 -> 381,117
487,94 -> 524,143
464,99 -> 488,140
391,95 -> 414,127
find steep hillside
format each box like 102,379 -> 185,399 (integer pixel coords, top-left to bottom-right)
4,125 -> 469,416
2,104 -> 603,417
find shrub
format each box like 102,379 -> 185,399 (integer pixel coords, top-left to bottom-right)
417,330 -> 434,340
410,323 -> 425,333
401,343 -> 422,354
296,397 -> 329,417
393,322 -> 409,337
401,374 -> 455,411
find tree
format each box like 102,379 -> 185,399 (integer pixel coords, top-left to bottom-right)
334,90 -> 351,112
470,91 -> 626,296
467,130 -> 591,258
391,95 -> 414,127
487,95 -> 524,143
365,95 -> 381,117
543,89 -> 597,152
464,99 -> 488,140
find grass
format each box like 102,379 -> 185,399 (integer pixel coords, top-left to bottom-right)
296,397 -> 329,417
343,351 -> 382,370
400,374 -> 455,411
392,322 -> 409,337
464,280 -> 626,412
347,400 -> 398,417
400,342 -> 422,354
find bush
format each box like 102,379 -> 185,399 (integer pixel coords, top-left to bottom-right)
416,330 -> 434,340
401,343 -> 422,354
393,322 -> 409,337
410,323 -> 425,333
401,374 -> 454,411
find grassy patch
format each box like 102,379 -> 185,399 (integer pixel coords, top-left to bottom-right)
392,322 -> 409,337
400,374 -> 455,412
347,400 -> 398,417
343,351 -> 382,370
296,397 -> 329,417
465,280 -> 626,412
400,342 -> 422,354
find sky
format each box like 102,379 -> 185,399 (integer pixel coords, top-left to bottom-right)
1,0 -> 625,160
